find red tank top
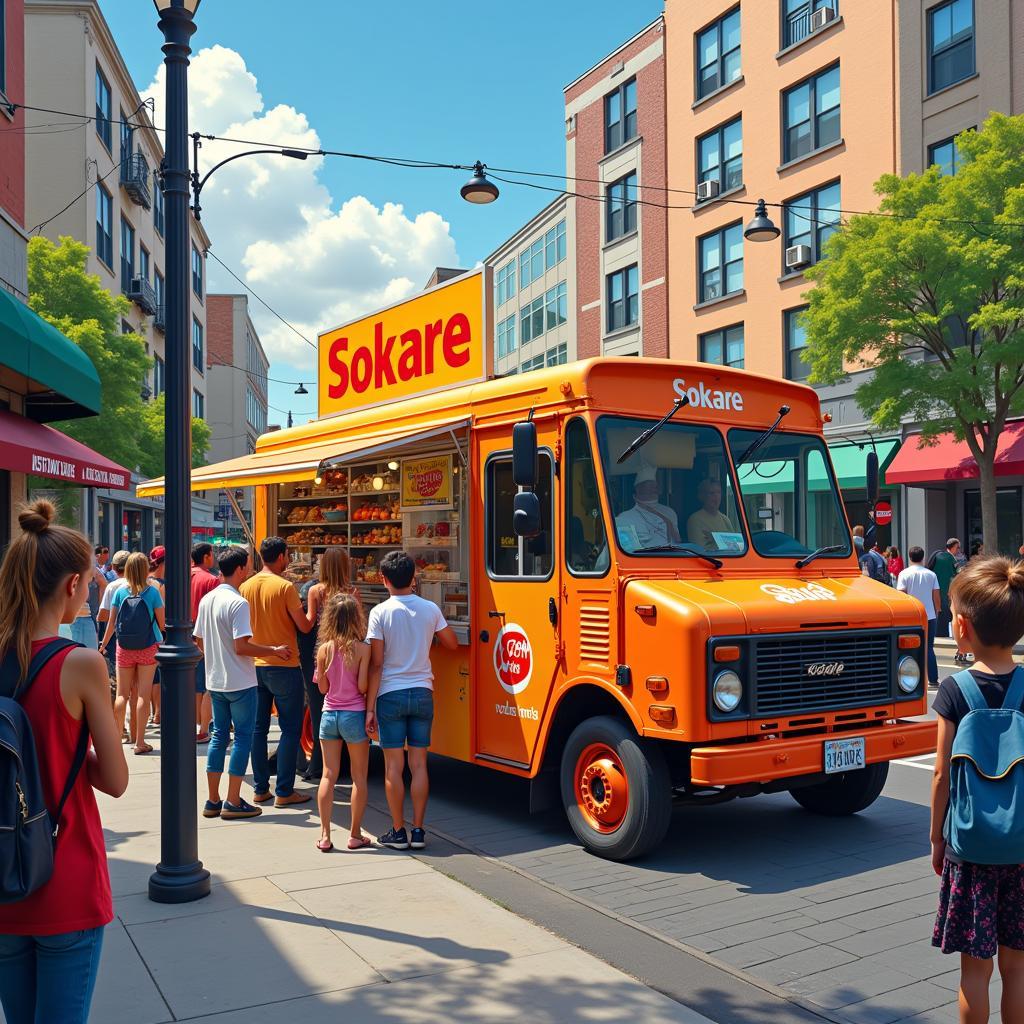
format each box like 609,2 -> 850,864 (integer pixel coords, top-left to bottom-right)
0,639 -> 113,935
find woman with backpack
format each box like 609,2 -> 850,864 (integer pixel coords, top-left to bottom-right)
99,552 -> 165,755
0,501 -> 128,1023
931,556 -> 1024,1024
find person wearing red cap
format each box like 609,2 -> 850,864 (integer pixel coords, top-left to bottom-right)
147,547 -> 166,726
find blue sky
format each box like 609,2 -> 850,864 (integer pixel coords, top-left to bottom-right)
100,0 -> 663,424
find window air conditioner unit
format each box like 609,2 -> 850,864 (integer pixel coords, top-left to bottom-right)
696,179 -> 720,202
810,6 -> 836,31
785,244 -> 813,270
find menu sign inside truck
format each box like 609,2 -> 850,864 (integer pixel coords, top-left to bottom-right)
401,454 -> 453,510
318,269 -> 488,417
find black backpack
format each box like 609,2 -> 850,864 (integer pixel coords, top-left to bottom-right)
861,549 -> 891,585
0,639 -> 89,903
116,591 -> 155,650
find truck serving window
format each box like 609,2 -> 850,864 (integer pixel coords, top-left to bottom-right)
729,429 -> 852,558
596,417 -> 746,557
565,418 -> 609,575
486,453 -> 554,579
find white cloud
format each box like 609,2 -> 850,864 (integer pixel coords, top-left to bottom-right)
142,46 -> 460,371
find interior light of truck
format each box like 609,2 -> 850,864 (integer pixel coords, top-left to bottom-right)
898,634 -> 922,649
897,656 -> 921,694
714,645 -> 740,662
372,475 -> 385,491
713,670 -> 743,712
645,676 -> 669,695
649,705 -> 676,726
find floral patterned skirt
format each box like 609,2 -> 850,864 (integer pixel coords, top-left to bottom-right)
933,858 -> 1024,959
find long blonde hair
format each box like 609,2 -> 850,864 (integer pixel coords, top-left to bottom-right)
317,593 -> 364,669
123,552 -> 150,595
319,547 -> 353,597
0,500 -> 92,680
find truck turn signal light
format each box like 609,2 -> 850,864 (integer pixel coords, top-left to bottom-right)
648,705 -> 677,726
714,645 -> 741,662
898,635 -> 922,649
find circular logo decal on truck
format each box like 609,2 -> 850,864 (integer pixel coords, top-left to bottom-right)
493,624 -> 533,695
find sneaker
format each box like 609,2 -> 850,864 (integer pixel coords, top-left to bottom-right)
410,827 -> 426,850
274,791 -> 312,808
202,800 -> 222,819
252,791 -> 274,804
221,799 -> 262,820
378,827 -> 410,850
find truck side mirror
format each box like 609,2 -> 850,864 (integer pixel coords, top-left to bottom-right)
513,421 -> 538,488
513,491 -> 542,538
865,450 -> 879,505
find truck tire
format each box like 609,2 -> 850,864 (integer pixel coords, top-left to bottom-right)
790,761 -> 889,816
560,716 -> 671,861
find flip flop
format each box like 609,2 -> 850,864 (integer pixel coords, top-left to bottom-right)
316,837 -> 334,852
347,836 -> 372,850
133,744 -> 154,755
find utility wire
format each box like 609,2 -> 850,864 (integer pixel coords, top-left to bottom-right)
209,360 -> 308,387
29,158 -> 121,235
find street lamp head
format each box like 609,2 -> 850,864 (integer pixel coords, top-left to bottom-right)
744,199 -> 781,242
294,383 -> 309,395
461,161 -> 499,205
280,149 -> 309,161
152,0 -> 201,12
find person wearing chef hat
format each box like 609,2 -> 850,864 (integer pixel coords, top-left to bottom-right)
686,478 -> 734,549
614,464 -> 681,550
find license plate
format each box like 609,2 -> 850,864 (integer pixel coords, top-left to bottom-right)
824,737 -> 865,774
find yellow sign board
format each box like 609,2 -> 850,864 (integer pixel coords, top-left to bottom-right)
401,454 -> 453,510
318,270 -> 488,418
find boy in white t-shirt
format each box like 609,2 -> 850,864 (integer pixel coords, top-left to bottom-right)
897,545 -> 942,687
366,551 -> 458,850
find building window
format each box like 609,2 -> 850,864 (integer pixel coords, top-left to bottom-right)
153,173 -> 165,236
496,260 -> 516,306
120,217 -> 135,294
139,246 -> 150,283
192,317 -> 204,373
192,389 -> 204,420
928,132 -> 970,175
783,180 -> 841,270
95,184 -> 113,269
245,385 -> 266,433
521,354 -> 546,373
191,244 -> 203,299
496,314 -> 517,359
518,237 -> 544,289
520,296 -> 545,344
154,354 -> 165,398
698,222 -> 743,303
545,219 -> 567,268
154,269 -> 164,312
119,108 -> 132,164
783,63 -> 840,163
95,66 -> 112,151
696,8 -> 741,100
783,0 -> 838,49
604,78 -> 637,153
928,0 -> 974,94
545,281 -> 568,331
607,265 -> 639,333
700,325 -> 745,368
697,117 -> 742,194
546,343 -> 568,366
606,172 -> 638,241
785,307 -> 811,381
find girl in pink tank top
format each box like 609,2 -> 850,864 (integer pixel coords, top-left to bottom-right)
314,594 -> 370,852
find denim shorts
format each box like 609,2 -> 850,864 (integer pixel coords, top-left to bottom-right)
376,687 -> 433,749
320,709 -> 368,744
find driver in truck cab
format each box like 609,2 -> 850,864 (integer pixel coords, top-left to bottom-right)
614,464 -> 680,549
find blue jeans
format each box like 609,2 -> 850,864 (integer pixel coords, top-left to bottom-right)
0,926 -> 104,1024
320,709 -> 368,744
207,688 -> 257,778
927,617 -> 939,686
70,616 -> 98,650
252,667 -> 305,797
376,687 -> 434,749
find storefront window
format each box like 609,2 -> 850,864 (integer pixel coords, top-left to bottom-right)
964,488 -> 1022,556
125,509 -> 143,552
153,511 -> 164,547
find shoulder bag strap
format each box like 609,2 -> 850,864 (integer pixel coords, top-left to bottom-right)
954,668 -> 988,712
1001,665 -> 1024,711
1,638 -> 79,700
52,720 -> 89,842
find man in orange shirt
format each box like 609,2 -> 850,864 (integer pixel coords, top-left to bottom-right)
240,536 -> 314,806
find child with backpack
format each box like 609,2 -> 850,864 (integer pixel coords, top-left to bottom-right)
931,556 -> 1024,1024
99,552 -> 165,755
0,501 -> 128,1023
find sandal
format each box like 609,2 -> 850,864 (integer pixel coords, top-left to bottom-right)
196,732 -> 210,743
133,743 -> 154,755
347,836 -> 372,850
316,837 -> 334,853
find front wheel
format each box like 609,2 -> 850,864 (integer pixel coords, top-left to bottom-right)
560,716 -> 671,861
790,761 -> 889,816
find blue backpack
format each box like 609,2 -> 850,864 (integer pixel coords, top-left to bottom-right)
945,667 -> 1024,865
116,590 -> 155,650
0,639 -> 89,902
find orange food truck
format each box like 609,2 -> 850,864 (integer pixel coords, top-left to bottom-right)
141,268 -> 936,861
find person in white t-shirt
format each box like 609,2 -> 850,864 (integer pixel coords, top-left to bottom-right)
193,546 -> 291,821
897,545 -> 942,687
365,551 -> 458,851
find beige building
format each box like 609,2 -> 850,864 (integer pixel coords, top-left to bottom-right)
23,0 -> 215,549
486,195 -> 573,376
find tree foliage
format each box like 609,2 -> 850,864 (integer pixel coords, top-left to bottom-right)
138,394 -> 212,478
803,112 -> 1024,550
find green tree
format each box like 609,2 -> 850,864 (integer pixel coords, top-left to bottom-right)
803,112 -> 1024,552
138,394 -> 211,478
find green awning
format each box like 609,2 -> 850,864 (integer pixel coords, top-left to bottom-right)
0,288 -> 101,422
737,438 -> 901,495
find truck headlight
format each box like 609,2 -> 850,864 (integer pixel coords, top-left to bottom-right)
897,656 -> 921,694
713,670 -> 743,713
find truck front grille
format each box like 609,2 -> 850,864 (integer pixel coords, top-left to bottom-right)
754,633 -> 891,715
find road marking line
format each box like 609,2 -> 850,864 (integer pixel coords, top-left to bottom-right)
893,757 -> 935,770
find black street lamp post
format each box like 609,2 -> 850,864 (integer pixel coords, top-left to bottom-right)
150,0 -> 210,905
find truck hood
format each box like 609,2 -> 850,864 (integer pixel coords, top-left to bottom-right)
625,575 -> 926,636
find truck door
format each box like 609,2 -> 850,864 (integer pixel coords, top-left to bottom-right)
473,429 -> 561,770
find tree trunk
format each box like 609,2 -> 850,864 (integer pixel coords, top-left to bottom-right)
977,450 -> 1000,554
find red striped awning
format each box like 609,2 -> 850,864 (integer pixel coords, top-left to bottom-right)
886,422 -> 1024,485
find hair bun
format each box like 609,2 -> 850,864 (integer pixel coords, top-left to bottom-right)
1008,559 -> 1024,590
18,500 -> 55,535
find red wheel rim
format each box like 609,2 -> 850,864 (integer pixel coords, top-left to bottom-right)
574,743 -> 629,833
301,708 -> 314,757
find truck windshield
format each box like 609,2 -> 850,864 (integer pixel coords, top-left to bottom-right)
728,429 -> 852,559
596,417 -> 747,557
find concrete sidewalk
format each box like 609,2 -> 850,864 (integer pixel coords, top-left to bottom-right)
80,737 -> 715,1024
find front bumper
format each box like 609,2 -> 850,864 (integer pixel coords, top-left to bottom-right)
688,718 -> 937,787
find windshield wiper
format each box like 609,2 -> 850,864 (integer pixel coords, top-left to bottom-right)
616,396 -> 690,464
795,544 -> 846,569
735,405 -> 791,467
632,544 -> 723,569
